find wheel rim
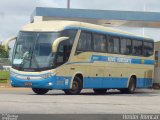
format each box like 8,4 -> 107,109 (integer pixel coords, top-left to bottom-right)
71,81 -> 78,92
130,81 -> 135,92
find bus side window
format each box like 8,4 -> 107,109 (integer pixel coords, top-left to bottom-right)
108,36 -> 120,54
121,38 -> 132,55
143,42 -> 154,57
132,40 -> 143,56
76,31 -> 92,54
108,36 -> 114,53
93,33 -> 106,52
113,37 -> 120,54
61,29 -> 77,44
126,39 -> 132,55
55,29 -> 77,66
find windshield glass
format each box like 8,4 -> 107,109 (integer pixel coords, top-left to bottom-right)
12,32 -> 60,71
12,30 -> 77,72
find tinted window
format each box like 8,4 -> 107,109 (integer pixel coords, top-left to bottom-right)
93,34 -> 106,52
108,37 -> 114,53
108,36 -> 120,53
35,34 -> 53,56
121,38 -> 132,55
143,42 -> 154,57
77,32 -> 92,52
61,29 -> 77,45
55,30 -> 77,66
132,40 -> 143,56
114,37 -> 120,53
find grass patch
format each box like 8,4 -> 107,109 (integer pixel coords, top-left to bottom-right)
0,71 -> 10,82
0,79 -> 8,83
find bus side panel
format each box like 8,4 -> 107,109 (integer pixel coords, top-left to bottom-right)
83,77 -> 128,89
102,77 -> 128,88
136,78 -> 153,88
83,65 -> 104,88
83,77 -> 103,88
103,64 -> 129,88
69,52 -> 154,89
136,67 -> 154,88
55,65 -> 73,89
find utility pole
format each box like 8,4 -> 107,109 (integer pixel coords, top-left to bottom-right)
142,3 -> 146,37
67,0 -> 70,9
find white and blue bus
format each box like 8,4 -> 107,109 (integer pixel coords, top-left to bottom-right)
10,21 -> 154,95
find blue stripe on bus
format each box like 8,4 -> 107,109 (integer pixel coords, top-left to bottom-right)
91,55 -> 154,65
11,75 -> 152,89
66,61 -> 93,65
83,77 -> 128,88
83,77 -> 152,88
144,60 -> 155,65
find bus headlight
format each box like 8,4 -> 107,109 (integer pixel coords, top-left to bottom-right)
48,82 -> 53,86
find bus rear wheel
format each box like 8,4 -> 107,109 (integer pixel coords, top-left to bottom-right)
64,77 -> 82,95
120,77 -> 136,94
93,89 -> 107,94
32,88 -> 49,95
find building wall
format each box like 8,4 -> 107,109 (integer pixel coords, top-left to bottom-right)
154,42 -> 160,87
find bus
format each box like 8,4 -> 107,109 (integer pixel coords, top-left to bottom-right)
10,21 -> 154,95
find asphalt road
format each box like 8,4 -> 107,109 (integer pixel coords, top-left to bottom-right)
0,88 -> 160,114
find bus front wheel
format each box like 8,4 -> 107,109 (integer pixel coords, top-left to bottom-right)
32,88 -> 49,95
120,77 -> 136,94
64,77 -> 82,95
93,89 -> 107,94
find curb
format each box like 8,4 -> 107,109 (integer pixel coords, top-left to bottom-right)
0,83 -> 11,88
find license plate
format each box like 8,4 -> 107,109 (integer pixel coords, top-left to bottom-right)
25,82 -> 32,86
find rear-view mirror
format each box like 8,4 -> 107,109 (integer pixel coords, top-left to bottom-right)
52,37 -> 69,53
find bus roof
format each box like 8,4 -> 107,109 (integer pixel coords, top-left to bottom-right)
21,21 -> 153,41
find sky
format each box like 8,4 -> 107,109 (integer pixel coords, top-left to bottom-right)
0,0 -> 160,43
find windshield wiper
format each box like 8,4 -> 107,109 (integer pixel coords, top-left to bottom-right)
29,34 -> 40,69
19,46 -> 32,69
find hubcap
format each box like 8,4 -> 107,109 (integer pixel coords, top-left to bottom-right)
72,82 -> 78,91
130,82 -> 135,91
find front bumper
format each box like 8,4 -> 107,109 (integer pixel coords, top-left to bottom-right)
10,75 -> 72,89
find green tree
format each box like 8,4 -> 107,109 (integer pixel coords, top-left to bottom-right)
0,45 -> 9,58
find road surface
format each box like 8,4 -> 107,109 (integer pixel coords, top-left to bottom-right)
0,88 -> 160,114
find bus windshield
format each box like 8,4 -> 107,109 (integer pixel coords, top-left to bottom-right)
12,32 -> 60,71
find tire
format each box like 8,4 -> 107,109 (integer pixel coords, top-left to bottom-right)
32,88 -> 49,95
120,77 -> 136,94
93,89 -> 107,94
64,77 -> 82,95
120,88 -> 129,94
